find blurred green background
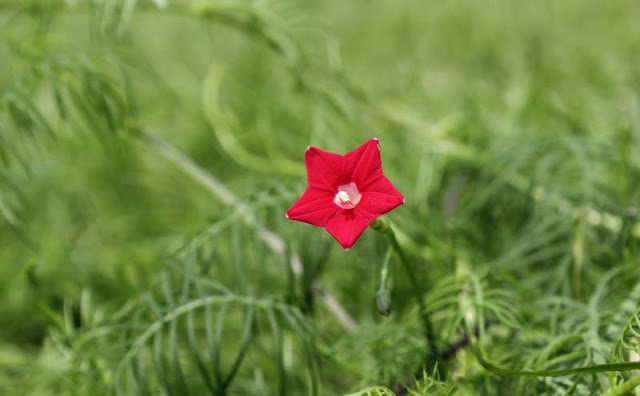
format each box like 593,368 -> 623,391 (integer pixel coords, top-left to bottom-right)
1,0 -> 640,395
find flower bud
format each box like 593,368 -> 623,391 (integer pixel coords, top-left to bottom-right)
376,289 -> 392,316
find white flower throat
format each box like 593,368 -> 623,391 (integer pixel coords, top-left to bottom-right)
333,182 -> 361,209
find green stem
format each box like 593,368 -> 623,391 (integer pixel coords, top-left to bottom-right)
371,218 -> 439,362
470,341 -> 640,377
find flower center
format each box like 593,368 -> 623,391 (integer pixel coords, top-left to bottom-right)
333,182 -> 361,209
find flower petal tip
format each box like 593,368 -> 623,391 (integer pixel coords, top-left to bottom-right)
285,213 -> 290,219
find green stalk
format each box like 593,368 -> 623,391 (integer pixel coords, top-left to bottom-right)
470,341 -> 640,377
371,218 -> 438,362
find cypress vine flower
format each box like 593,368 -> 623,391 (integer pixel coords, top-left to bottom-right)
286,138 -> 405,249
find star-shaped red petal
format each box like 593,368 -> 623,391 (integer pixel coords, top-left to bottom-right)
286,138 -> 404,249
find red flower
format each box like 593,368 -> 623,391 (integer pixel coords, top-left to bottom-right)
286,138 -> 405,250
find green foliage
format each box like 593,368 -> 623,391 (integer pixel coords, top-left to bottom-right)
2,0 -> 640,395
407,367 -> 457,396
343,386 -> 396,396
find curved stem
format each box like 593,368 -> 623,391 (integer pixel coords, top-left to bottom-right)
470,340 -> 640,377
371,218 -> 439,362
